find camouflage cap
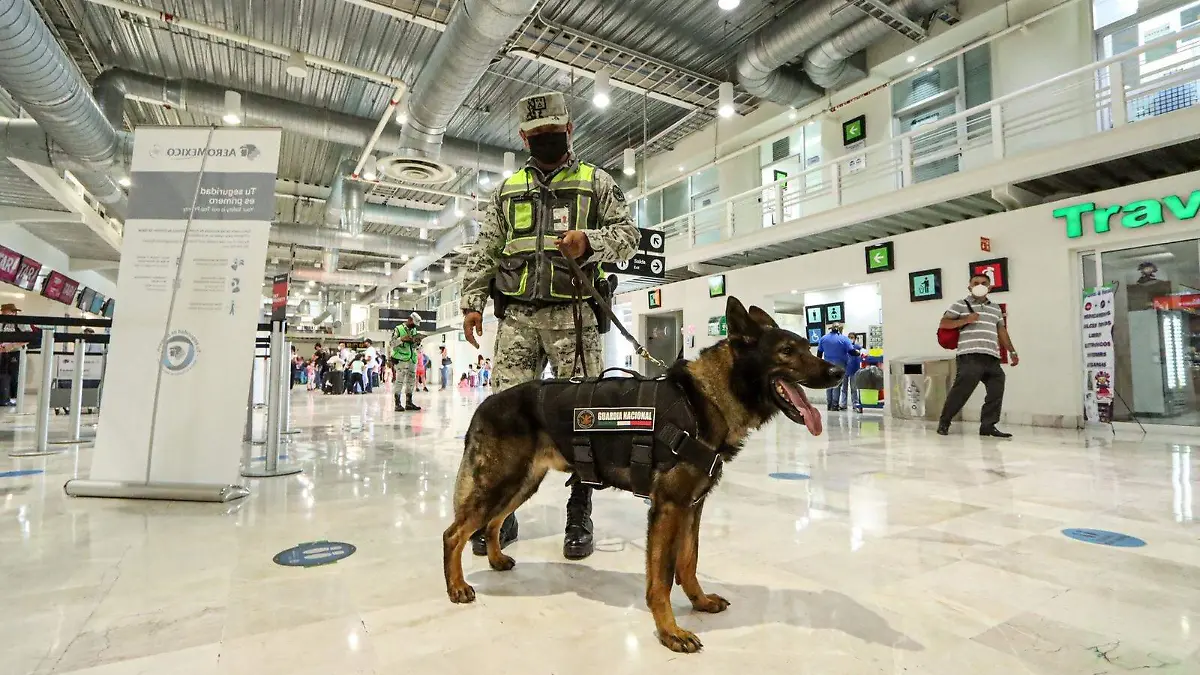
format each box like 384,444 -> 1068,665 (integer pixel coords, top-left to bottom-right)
518,92 -> 570,132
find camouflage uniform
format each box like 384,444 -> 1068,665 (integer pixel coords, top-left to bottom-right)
460,158 -> 639,390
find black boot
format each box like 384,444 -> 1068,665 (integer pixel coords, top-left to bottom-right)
394,393 -> 405,412
563,484 -> 595,560
404,393 -> 421,411
471,513 -> 518,556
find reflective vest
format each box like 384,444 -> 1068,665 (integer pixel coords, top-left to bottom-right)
391,324 -> 416,362
492,162 -> 604,304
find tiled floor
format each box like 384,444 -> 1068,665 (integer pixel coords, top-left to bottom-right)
1,385 -> 1198,674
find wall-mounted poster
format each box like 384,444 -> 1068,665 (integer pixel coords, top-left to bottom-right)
824,303 -> 844,323
909,268 -> 943,302
707,275 -> 726,298
969,257 -> 1010,293
805,306 -> 822,324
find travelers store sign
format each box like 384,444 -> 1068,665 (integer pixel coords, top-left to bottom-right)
1054,191 -> 1200,239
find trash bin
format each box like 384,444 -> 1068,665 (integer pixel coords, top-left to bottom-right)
889,356 -> 957,421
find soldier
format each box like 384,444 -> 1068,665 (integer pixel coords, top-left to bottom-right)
459,91 -> 639,560
392,312 -> 422,412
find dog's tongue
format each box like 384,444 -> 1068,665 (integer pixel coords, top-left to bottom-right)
782,382 -> 823,436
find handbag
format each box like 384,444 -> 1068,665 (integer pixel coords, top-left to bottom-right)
936,300 -> 971,350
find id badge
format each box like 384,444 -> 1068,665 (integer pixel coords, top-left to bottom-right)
552,206 -> 571,233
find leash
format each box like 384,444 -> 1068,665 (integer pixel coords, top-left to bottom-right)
560,253 -> 670,372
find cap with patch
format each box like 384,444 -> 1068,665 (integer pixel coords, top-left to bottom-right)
409,312 -> 422,322
518,92 -> 570,132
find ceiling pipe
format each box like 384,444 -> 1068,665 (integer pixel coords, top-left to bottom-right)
353,86 -> 405,177
93,69 -> 514,173
364,218 -> 480,304
270,222 -> 434,257
84,0 -> 407,88
733,0 -> 862,106
805,0 -> 952,89
398,0 -> 539,161
289,267 -> 390,287
274,177 -> 478,207
0,0 -> 128,209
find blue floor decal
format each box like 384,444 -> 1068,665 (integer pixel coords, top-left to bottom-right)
0,469 -> 44,478
273,541 -> 357,567
1062,528 -> 1146,547
768,472 -> 810,481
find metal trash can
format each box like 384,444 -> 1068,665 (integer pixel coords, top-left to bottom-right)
889,356 -> 957,421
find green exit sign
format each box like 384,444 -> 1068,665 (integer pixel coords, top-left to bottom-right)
842,115 -> 866,146
1054,191 -> 1200,238
864,241 -> 894,273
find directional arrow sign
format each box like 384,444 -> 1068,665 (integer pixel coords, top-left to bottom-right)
865,242 -> 894,273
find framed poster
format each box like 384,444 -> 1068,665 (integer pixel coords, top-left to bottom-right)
823,302 -> 845,323
908,268 -> 943,302
805,306 -> 822,324
865,241 -> 895,274
707,275 -> 726,298
969,257 -> 1009,293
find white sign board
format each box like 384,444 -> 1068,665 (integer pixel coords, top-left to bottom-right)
88,127 -> 281,487
1081,286 -> 1116,424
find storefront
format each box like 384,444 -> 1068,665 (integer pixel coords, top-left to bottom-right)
621,168 -> 1200,433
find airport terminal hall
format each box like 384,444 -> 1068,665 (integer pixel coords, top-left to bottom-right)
5,0 -> 1200,671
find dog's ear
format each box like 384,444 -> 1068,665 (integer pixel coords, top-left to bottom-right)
748,305 -> 778,330
726,296 -> 762,340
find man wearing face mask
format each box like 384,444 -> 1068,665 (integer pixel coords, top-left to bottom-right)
936,274 -> 1019,437
459,91 -> 639,560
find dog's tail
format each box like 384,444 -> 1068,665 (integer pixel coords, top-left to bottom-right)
451,425 -> 477,512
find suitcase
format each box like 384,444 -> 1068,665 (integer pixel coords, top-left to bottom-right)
324,375 -> 345,395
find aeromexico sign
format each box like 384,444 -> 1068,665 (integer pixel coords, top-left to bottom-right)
1054,191 -> 1200,238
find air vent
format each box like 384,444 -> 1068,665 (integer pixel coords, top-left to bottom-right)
772,137 -> 790,162
377,155 -> 458,185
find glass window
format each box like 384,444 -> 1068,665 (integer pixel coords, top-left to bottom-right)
1098,238 -> 1200,425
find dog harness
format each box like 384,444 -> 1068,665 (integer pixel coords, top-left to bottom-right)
535,368 -> 724,498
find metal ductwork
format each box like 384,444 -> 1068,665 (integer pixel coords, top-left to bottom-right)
269,222 -> 433,258
734,0 -> 862,107
804,0 -> 950,89
398,0 -> 538,164
0,0 -> 128,207
323,249 -> 340,272
289,267 -> 391,287
92,68 -> 514,173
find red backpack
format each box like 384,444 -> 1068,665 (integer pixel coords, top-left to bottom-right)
936,300 -> 971,350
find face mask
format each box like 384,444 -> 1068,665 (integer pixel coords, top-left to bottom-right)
970,284 -> 989,298
526,132 -> 570,164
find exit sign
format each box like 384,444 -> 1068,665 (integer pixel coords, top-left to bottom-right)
864,241 -> 894,273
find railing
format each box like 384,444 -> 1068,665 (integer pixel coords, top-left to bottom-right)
644,21 -> 1200,254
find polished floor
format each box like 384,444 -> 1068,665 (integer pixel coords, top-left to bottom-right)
1,384 -> 1198,674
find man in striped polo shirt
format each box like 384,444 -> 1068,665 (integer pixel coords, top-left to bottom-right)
936,273 -> 1019,437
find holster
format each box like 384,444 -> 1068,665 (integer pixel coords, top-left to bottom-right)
489,279 -> 509,320
587,274 -> 618,335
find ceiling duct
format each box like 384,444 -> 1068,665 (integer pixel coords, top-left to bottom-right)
364,217 -> 480,305
92,69 -> 514,173
323,249 -> 340,272
734,0 -> 863,107
0,0 -> 128,208
805,0 -> 950,89
289,267 -> 390,287
395,0 -> 538,182
270,222 -> 433,258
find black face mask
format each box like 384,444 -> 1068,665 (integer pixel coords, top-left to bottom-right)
526,132 -> 570,165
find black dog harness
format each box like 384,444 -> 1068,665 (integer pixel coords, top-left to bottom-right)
536,368 -> 723,498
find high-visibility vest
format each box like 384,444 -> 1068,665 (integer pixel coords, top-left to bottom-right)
391,324 -> 416,362
493,163 -> 603,303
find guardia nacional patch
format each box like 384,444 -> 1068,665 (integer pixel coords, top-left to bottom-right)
574,407 -> 655,432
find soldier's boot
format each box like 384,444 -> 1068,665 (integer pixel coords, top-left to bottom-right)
394,391 -> 405,412
471,513 -> 518,556
563,483 -> 595,560
404,393 -> 421,411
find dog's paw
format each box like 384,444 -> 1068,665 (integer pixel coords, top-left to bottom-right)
656,627 -> 703,653
489,554 -> 516,571
447,583 -> 476,604
692,593 -> 730,613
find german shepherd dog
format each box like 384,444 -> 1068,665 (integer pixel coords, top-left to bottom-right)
441,297 -> 845,653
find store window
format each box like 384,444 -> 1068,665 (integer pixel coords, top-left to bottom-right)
890,45 -> 992,184
1096,0 -> 1200,123
1096,238 -> 1200,426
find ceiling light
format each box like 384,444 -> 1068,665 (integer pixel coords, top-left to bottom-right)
362,155 -> 378,181
718,82 -> 735,118
502,151 -> 515,178
223,90 -> 242,125
384,261 -> 392,276
843,282 -> 850,286
790,289 -> 798,295
419,228 -> 428,240
788,107 -> 797,121
677,165 -> 684,172
926,66 -> 934,73
593,69 -> 611,109
718,0 -> 741,9
357,285 -> 365,293
395,110 -> 408,125
443,260 -> 451,274
623,148 -> 636,176
286,51 -> 309,79
454,197 -> 465,218
423,271 -> 431,284
906,55 -> 916,64
118,176 -> 131,187
479,174 -> 492,188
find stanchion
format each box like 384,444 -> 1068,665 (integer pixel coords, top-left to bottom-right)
13,345 -> 30,416
51,339 -> 90,445
281,340 -> 299,435
240,321 -> 300,478
10,330 -> 67,458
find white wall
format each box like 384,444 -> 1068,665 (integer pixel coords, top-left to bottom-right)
620,169 -> 1200,429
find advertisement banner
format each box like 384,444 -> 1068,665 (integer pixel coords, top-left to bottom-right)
271,274 -> 289,322
1082,286 -> 1116,424
0,245 -> 21,285
88,127 -> 281,487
